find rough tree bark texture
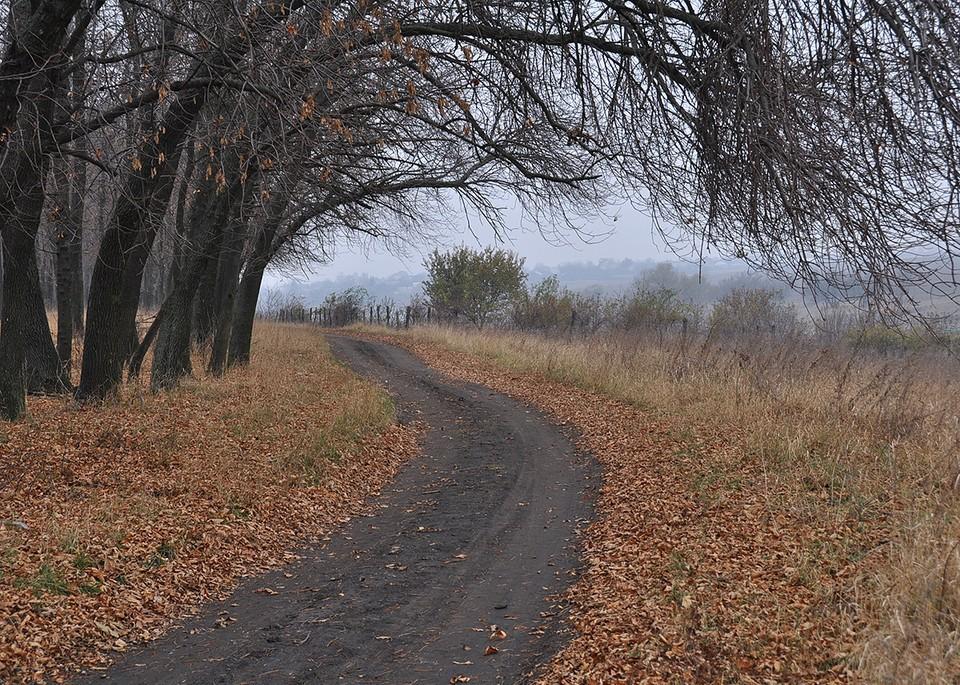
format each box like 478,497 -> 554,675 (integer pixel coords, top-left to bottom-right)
192,253 -> 219,347
0,71 -> 73,417
226,185 -> 292,368
226,258 -> 268,369
77,0 -> 302,400
0,0 -> 82,144
0,150 -> 63,416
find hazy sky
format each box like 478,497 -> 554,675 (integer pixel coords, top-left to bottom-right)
270,199 -> 679,286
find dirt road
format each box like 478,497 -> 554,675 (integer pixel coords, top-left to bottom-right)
76,336 -> 595,684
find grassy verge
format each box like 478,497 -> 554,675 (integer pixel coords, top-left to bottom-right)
356,323 -> 960,683
0,322 -> 418,683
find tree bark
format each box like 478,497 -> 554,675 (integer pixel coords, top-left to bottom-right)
77,0 -> 303,400
0,74 -> 73,417
192,249 -> 219,347
53,153 -> 84,374
127,307 -> 164,379
0,150 -> 64,415
76,90 -> 200,400
226,184 -> 293,368
151,175 -> 242,391
207,215 -> 248,376
226,256 -> 268,369
168,141 -> 196,289
0,0 -> 83,146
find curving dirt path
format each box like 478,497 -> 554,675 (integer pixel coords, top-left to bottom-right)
76,335 -> 596,684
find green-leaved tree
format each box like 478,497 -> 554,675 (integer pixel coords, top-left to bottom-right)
423,248 -> 526,329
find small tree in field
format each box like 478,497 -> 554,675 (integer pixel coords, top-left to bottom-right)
423,248 -> 526,329
709,288 -> 800,339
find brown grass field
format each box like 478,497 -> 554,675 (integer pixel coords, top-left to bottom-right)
3,317 -> 958,683
357,323 -> 960,684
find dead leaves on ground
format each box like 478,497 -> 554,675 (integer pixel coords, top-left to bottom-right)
371,331 -> 885,684
0,325 -> 420,683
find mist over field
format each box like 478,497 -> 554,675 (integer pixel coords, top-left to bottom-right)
277,257 -> 771,305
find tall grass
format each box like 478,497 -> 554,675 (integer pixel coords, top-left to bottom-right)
385,323 -> 960,682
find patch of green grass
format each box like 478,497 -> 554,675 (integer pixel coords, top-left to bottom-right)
225,496 -> 252,520
59,529 -> 79,554
667,584 -> 685,608
15,563 -> 70,596
78,579 -> 102,596
72,550 -> 99,570
669,550 -> 692,578
282,388 -> 395,485
0,546 -> 17,580
817,655 -> 848,672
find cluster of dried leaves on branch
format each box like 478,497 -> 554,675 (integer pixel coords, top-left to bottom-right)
367,329 -> 902,684
0,325 -> 419,683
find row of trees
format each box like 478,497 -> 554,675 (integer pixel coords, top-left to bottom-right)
419,248 -> 810,340
300,247 -> 951,354
1,0 -> 958,419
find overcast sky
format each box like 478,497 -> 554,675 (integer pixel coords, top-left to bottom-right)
268,199 -> 683,286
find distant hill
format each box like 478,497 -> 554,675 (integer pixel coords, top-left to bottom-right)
274,257 -> 787,307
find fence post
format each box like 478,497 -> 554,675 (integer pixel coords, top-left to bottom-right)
377,305 -> 381,324
405,306 -> 411,328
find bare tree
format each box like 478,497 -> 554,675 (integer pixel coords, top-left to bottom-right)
0,0 -> 957,419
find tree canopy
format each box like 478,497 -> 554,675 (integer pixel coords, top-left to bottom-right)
423,247 -> 526,328
0,0 -> 957,418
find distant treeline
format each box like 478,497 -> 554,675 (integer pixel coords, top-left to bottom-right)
265,249 -> 960,354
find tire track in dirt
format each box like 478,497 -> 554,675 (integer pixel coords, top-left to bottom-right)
75,335 -> 596,684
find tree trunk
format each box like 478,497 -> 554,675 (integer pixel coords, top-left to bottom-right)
225,183 -> 293,368
168,141 -> 196,289
226,257 -> 268,369
0,0 -> 83,147
207,216 -> 248,376
0,229 -> 30,420
192,252 -> 219,347
0,72 -> 69,417
127,307 -> 165,379
151,180 -> 240,391
76,91 -> 201,401
150,287 -> 198,391
53,154 -> 84,374
0,155 -> 66,415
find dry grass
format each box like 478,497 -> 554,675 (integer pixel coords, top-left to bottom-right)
359,323 -> 960,683
0,322 -> 419,683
